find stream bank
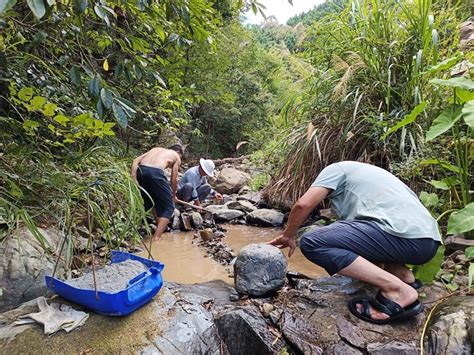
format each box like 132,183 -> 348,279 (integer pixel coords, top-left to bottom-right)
2,276 -> 468,354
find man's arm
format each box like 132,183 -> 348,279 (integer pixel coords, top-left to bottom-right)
131,153 -> 147,182
170,155 -> 181,200
269,186 -> 330,256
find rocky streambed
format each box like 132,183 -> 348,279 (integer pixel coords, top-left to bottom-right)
1,275 -> 471,354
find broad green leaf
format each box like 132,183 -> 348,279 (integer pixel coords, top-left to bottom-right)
0,0 -> 17,14
112,103 -> 127,128
420,159 -> 461,173
381,101 -> 426,140
27,0 -> 46,19
114,63 -> 123,79
88,75 -> 100,98
100,88 -> 113,109
54,114 -> 69,126
423,56 -> 462,75
456,90 -> 474,104
462,100 -> 474,128
429,177 -> 458,190
465,247 -> 474,259
69,66 -> 81,86
115,96 -> 137,116
30,96 -> 46,110
124,66 -> 132,83
23,119 -> 40,131
431,77 -> 474,91
251,3 -> 257,14
447,203 -> 474,235
42,102 -> 57,117
96,98 -> 104,117
18,87 -> 34,101
419,191 -> 438,208
104,122 -> 115,130
73,0 -> 88,14
94,4 -> 106,19
413,245 -> 445,283
426,107 -> 462,142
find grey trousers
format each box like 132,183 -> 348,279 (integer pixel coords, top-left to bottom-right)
177,183 -> 212,202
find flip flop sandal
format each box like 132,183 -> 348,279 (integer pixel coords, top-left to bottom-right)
348,291 -> 423,325
407,279 -> 423,290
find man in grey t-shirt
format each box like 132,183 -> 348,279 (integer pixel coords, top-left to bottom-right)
177,158 -> 223,207
269,161 -> 440,325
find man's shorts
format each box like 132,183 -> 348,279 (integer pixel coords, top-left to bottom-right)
137,165 -> 174,219
299,220 -> 440,275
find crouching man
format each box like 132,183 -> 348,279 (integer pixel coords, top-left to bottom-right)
131,144 -> 183,240
177,158 -> 222,207
269,161 -> 441,325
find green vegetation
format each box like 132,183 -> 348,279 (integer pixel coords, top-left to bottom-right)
0,0 -> 473,285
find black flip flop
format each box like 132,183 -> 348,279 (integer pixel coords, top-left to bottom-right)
408,279 -> 423,290
348,291 -> 423,325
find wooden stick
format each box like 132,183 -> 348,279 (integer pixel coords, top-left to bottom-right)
175,198 -> 207,212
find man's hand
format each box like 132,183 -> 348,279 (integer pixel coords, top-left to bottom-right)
214,192 -> 223,201
268,235 -> 296,257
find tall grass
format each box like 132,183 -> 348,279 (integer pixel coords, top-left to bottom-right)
263,0 -> 467,206
0,141 -> 148,269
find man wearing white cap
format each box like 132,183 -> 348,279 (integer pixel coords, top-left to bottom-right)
177,158 -> 223,206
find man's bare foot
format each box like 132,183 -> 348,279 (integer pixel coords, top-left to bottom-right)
355,283 -> 418,320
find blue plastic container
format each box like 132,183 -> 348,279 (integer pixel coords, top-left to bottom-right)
45,251 -> 164,316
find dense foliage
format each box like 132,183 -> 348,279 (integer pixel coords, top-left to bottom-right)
0,0 -> 473,284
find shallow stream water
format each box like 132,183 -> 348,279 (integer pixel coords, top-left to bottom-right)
140,224 -> 327,284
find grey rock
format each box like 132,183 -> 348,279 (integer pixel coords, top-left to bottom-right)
367,341 -> 418,355
246,209 -> 284,227
0,227 -> 64,312
204,204 -> 226,213
424,296 -> 474,355
225,200 -> 257,213
74,236 -> 90,252
171,208 -> 181,230
214,168 -> 251,194
279,309 -> 323,354
215,307 -> 286,355
234,243 -> 287,297
142,287 -> 222,354
326,342 -> 363,355
189,212 -> 204,229
238,185 -> 251,195
213,209 -> 245,222
237,191 -> 263,205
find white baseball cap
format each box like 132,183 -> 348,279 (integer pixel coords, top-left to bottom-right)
199,158 -> 215,177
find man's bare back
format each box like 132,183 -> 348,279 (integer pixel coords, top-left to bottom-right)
139,147 -> 180,170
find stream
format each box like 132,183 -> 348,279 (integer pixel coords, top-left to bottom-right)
140,224 -> 327,284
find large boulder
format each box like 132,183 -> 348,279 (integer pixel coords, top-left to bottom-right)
0,226 -> 64,312
424,296 -> 474,354
246,209 -> 285,227
234,243 -> 287,297
214,168 -> 250,194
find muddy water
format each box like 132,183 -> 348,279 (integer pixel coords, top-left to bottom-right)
140,224 -> 327,284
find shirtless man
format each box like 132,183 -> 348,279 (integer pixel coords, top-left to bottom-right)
131,144 -> 183,240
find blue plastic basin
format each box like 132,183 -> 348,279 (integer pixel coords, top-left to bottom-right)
45,251 -> 164,316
